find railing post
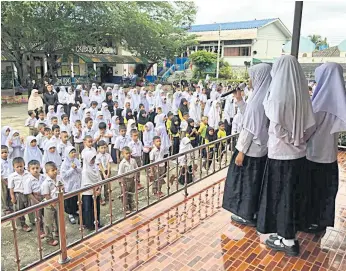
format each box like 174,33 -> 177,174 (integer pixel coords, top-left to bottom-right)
57,180 -> 70,264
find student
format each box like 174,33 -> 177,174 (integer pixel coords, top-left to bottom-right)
92,111 -> 106,132
42,141 -> 62,171
110,116 -> 120,163
56,105 -> 66,124
81,135 -> 97,161
180,112 -> 189,138
128,130 -> 144,190
126,119 -> 137,137
224,95 -> 235,136
186,119 -> 198,147
203,100 -> 213,116
203,127 -> 217,169
49,116 -> 59,129
114,125 -> 129,164
1,145 -> 13,215
61,146 -> 82,224
23,160 -> 45,238
95,140 -> 113,205
305,63 -> 346,233
137,108 -> 147,140
257,55 -> 315,256
42,127 -> 52,151
149,136 -> 166,197
82,117 -> 96,139
231,106 -> 243,135
41,162 -> 59,246
222,63 -> 271,226
69,106 -> 80,127
178,98 -> 189,121
216,121 -> 227,161
50,124 -> 60,144
6,130 -> 24,159
94,122 -> 112,147
118,146 -> 138,214
166,112 -> 173,139
189,97 -> 201,128
25,110 -> 37,136
208,101 -> 221,130
8,157 -> 34,232
101,102 -> 112,127
178,137 -> 194,185
170,117 -> 180,155
147,105 -> 156,124
105,92 -> 114,117
34,111 -> 48,129
143,122 -> 154,165
198,116 -> 209,145
60,114 -> 72,138
57,131 -> 72,161
23,136 -> 43,169
89,101 -> 99,119
46,105 -> 57,122
154,107 -> 166,128
72,120 -> 84,156
81,150 -> 102,230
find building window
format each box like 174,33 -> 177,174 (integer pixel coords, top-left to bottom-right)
61,65 -> 80,76
240,47 -> 251,56
224,47 -> 251,57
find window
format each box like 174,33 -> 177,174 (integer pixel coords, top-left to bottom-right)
61,65 -> 80,76
240,47 -> 251,56
224,47 -> 251,57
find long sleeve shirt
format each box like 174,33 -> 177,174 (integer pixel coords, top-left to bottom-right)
43,92 -> 58,106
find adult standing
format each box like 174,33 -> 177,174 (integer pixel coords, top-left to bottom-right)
305,63 -> 346,233
43,84 -> 58,113
222,63 -> 271,226
28,89 -> 44,118
256,55 -> 315,256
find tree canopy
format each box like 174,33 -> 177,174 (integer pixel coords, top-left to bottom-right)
308,34 -> 329,49
189,51 -> 217,78
1,1 -> 197,83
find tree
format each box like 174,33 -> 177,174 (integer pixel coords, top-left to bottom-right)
308,34 -> 329,49
219,59 -> 234,79
189,51 -> 217,78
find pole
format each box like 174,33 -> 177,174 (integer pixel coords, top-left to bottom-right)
57,181 -> 70,264
291,1 -> 303,58
216,24 -> 221,80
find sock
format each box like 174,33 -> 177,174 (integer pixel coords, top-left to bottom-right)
68,214 -> 74,218
282,238 -> 295,246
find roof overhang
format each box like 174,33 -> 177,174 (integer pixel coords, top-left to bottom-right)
189,29 -> 257,42
258,18 -> 292,39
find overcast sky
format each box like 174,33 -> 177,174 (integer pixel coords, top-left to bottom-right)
194,0 -> 346,46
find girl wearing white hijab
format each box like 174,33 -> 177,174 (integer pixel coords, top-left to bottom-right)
304,63 -> 346,233
178,137 -> 194,185
222,63 -> 271,227
140,88 -> 149,112
110,116 -> 120,163
189,96 -> 201,126
46,105 -> 56,121
1,126 -> 11,145
42,141 -> 62,170
146,91 -> 155,110
81,149 -> 101,230
172,90 -> 182,116
126,119 -> 137,137
69,106 -> 80,126
223,95 -> 235,135
58,86 -> 69,108
24,136 -> 43,168
28,89 -> 43,114
130,88 -> 141,112
208,100 -> 221,130
256,55 -> 315,256
203,100 -> 213,116
118,87 -> 125,109
155,126 -> 170,156
101,103 -> 112,127
6,130 -> 24,159
112,84 -> 119,102
90,89 -> 104,109
56,105 -> 65,124
81,89 -> 90,106
143,122 -> 154,165
61,146 -> 82,224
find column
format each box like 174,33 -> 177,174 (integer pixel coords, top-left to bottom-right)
70,60 -> 74,78
43,57 -> 48,75
93,63 -> 97,80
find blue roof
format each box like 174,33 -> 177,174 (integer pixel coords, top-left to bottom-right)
338,39 -> 346,52
283,36 -> 316,53
189,18 -> 277,32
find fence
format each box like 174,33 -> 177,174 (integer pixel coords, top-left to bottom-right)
1,134 -> 239,270
339,133 -> 346,149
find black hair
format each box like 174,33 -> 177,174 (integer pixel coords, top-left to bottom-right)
61,114 -> 69,120
52,125 -> 60,132
84,135 -> 93,141
45,161 -> 57,171
183,112 -> 189,117
28,160 -> 40,168
51,116 -> 58,121
38,110 -> 44,115
119,125 -> 127,131
98,122 -> 107,130
153,136 -> 161,141
85,117 -> 93,124
1,145 -> 8,150
130,129 -> 138,136
167,112 -> 173,117
218,121 -> 225,126
122,146 -> 131,153
97,140 -> 108,147
28,110 -> 34,116
139,103 -> 144,109
13,157 -> 25,166
60,131 -> 68,135
91,101 -> 98,106
44,127 -> 51,132
37,123 -> 46,130
75,120 -> 82,125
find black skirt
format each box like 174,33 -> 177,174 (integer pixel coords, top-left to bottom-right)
305,160 -> 339,228
64,195 -> 78,215
143,152 -> 150,166
82,195 -> 101,230
256,157 -> 307,239
222,150 -> 267,221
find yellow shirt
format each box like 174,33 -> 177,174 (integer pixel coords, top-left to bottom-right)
198,123 -> 208,138
178,110 -> 184,121
204,138 -> 215,150
166,119 -> 172,135
217,129 -> 226,139
138,123 -> 144,132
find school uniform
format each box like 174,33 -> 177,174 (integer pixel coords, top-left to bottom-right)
149,146 -> 166,194
203,128 -> 217,169
222,63 -> 271,224
36,132 -> 46,152
72,127 -> 84,156
8,170 -> 35,227
170,119 -> 180,155
114,135 -> 130,161
41,176 -> 59,242
82,126 -> 96,139
60,123 -> 72,138
118,158 -> 138,211
143,122 -> 154,165
57,141 -> 72,161
95,152 -> 112,202
25,117 -> 38,136
34,118 -> 49,129
198,122 -> 208,145
180,120 -> 188,138
1,158 -> 13,213
128,140 -> 143,184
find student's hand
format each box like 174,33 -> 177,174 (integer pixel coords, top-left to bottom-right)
20,136 -> 24,143
11,197 -> 16,204
235,152 -> 245,167
71,163 -> 76,169
8,140 -> 12,145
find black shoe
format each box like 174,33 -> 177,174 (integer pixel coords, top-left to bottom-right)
304,224 -> 326,234
269,234 -> 280,241
265,238 -> 300,256
231,215 -> 256,227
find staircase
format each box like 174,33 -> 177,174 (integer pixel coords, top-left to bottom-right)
166,59 -> 193,83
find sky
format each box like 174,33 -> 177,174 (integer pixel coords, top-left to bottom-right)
194,0 -> 346,46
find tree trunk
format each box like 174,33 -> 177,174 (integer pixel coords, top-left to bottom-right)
29,53 -> 36,81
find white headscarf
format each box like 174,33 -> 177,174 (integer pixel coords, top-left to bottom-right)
224,95 -> 235,123
58,86 -> 69,104
89,86 -> 97,97
56,104 -> 65,122
126,119 -> 137,136
101,102 -> 111,124
81,89 -> 90,106
208,101 -> 221,129
69,106 -> 80,125
130,89 -> 141,111
241,63 -> 272,144
143,122 -> 154,147
78,103 -> 87,120
140,88 -> 149,111
172,90 -> 182,114
155,126 -> 170,155
263,55 -> 315,146
24,136 -> 43,168
189,96 -> 201,125
204,100 -> 213,116
81,149 -> 100,189
154,84 -> 163,107
1,126 -> 11,145
312,62 -> 346,133
154,112 -> 166,128
28,89 -> 43,110
118,87 -> 125,109
146,92 -> 155,109
112,84 -> 119,100
42,140 -> 62,168
46,105 -> 56,121
178,137 -> 193,165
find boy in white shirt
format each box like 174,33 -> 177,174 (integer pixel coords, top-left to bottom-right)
73,120 -> 84,157
82,117 -> 96,139
127,129 -> 144,190
93,122 -> 112,147
81,135 -> 96,161
114,126 -> 129,164
57,131 -> 72,161
180,112 -> 189,138
60,114 -> 72,138
25,110 -> 37,136
1,145 -> 13,215
49,116 -> 59,129
35,123 -> 47,152
95,140 -> 113,205
34,110 -> 48,129
50,125 -> 61,144
149,136 -> 166,197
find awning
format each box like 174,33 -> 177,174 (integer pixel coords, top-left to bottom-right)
57,53 -> 150,64
252,58 -> 276,64
1,52 -> 16,62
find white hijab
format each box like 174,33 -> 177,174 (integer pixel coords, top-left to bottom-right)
69,106 -> 80,124
1,126 -> 11,145
143,122 -> 154,146
208,101 -> 221,129
189,96 -> 201,125
81,89 -> 90,106
224,95 -> 235,123
24,136 -> 43,168
126,119 -> 137,136
155,126 -> 170,155
130,89 -> 141,111
58,86 -> 69,104
178,137 -> 193,165
241,63 -> 272,144
56,104 -> 65,121
82,149 -> 100,187
118,87 -> 125,108
312,62 -> 346,134
263,55 -> 315,146
42,141 -> 62,167
204,100 -> 213,116
28,89 -> 43,110
101,102 -> 111,124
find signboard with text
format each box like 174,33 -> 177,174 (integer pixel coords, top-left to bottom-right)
75,46 -> 117,55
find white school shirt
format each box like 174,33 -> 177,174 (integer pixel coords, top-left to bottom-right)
82,127 -> 96,139
236,129 -> 268,158
114,135 -> 130,150
61,157 -> 82,193
36,132 -> 46,149
8,170 -> 31,193
23,174 -> 45,195
118,158 -> 138,178
149,146 -> 165,167
232,113 -> 243,135
95,153 -> 112,169
25,117 -> 37,128
72,127 -> 84,143
35,118 -> 49,128
41,176 -> 58,199
127,140 -> 143,157
57,141 -> 72,160
1,158 -> 13,179
307,112 -> 340,163
60,123 -> 72,137
180,120 -> 188,132
81,147 -> 96,160
93,130 -> 112,144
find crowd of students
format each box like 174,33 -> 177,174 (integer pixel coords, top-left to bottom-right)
222,57 -> 346,256
1,77 -> 244,246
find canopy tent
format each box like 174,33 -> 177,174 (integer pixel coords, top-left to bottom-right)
56,53 -> 150,64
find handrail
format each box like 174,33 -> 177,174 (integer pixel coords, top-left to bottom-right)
161,64 -> 175,81
1,133 -> 239,270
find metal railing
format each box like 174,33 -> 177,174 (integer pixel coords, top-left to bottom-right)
338,132 -> 346,149
1,134 -> 239,270
161,65 -> 176,81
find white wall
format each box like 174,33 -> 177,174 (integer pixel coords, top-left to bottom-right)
298,56 -> 346,64
253,23 -> 288,59
223,56 -> 252,66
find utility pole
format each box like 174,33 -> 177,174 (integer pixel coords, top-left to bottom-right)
291,1 -> 303,58
216,24 -> 221,80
